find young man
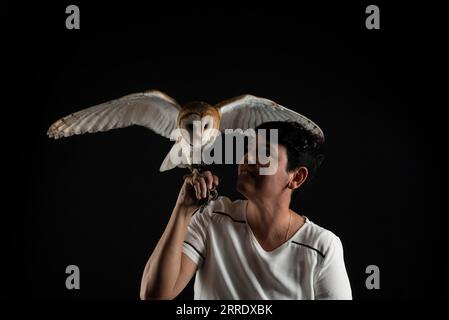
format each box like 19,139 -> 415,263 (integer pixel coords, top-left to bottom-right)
140,121 -> 352,300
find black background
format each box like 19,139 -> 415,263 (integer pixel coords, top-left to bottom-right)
2,2 -> 447,300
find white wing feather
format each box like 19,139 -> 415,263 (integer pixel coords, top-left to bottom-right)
47,90 -> 180,139
218,95 -> 324,142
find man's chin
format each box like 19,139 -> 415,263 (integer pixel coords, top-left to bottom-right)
236,180 -> 253,197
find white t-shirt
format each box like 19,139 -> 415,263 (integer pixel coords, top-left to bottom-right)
182,196 -> 352,300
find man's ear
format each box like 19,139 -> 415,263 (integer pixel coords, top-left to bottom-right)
289,166 -> 308,190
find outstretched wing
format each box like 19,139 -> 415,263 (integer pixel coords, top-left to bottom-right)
217,95 -> 324,142
47,90 -> 180,139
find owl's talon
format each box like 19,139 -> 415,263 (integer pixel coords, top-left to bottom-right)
198,187 -> 219,213
209,188 -> 218,201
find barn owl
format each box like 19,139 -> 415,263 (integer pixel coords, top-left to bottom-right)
47,90 -> 324,171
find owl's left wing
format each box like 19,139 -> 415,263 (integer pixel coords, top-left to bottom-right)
217,95 -> 324,142
47,90 -> 180,139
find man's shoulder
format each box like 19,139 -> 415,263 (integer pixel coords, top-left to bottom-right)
294,219 -> 343,258
203,196 -> 247,223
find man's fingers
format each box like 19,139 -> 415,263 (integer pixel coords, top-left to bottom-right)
192,175 -> 207,198
212,175 -> 219,188
202,171 -> 214,189
187,173 -> 198,195
199,177 -> 207,198
184,176 -> 192,186
186,170 -> 219,200
193,181 -> 201,199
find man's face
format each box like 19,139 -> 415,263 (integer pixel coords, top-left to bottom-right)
236,136 -> 290,200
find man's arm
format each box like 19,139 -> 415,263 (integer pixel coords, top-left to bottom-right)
314,235 -> 352,300
139,170 -> 218,300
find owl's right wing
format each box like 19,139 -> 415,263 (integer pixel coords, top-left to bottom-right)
47,90 -> 180,139
218,94 -> 324,142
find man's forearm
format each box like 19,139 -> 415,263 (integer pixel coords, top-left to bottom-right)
140,205 -> 193,299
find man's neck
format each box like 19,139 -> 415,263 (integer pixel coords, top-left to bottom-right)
246,194 -> 292,242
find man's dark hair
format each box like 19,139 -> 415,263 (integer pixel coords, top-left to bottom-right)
256,121 -> 325,185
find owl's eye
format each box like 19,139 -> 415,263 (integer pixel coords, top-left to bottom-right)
204,123 -> 209,129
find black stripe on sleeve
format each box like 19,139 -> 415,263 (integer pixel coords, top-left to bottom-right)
212,211 -> 246,224
191,207 -> 201,216
291,241 -> 325,258
184,241 -> 205,260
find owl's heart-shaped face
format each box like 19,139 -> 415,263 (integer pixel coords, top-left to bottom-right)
180,114 -> 219,147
